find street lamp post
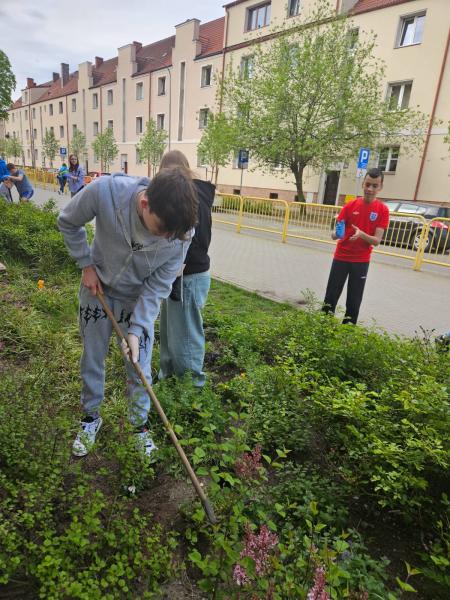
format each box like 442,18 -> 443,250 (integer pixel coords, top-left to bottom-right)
148,55 -> 171,151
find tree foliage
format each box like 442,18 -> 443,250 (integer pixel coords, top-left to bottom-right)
0,50 -> 16,121
7,137 -> 23,162
42,130 -> 59,167
91,128 -> 118,173
136,119 -> 167,177
222,3 -> 428,200
197,112 -> 237,182
70,129 -> 88,161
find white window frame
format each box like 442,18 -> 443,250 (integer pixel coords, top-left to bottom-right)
59,101 -> 63,114
71,98 -> 76,112
72,124 -> 77,135
92,93 -> 99,109
32,108 -> 36,119
156,113 -> 165,130
386,81 -> 413,110
378,146 -> 400,173
396,12 -> 426,48
240,55 -> 254,79
288,0 -> 300,17
136,82 -> 144,100
136,116 -> 143,135
107,89 -> 113,105
201,65 -> 212,88
107,120 -> 114,130
157,76 -> 166,96
49,104 -> 53,116
246,2 -> 271,32
136,148 -> 142,165
199,108 -> 209,129
93,121 -> 99,135
59,125 -> 64,138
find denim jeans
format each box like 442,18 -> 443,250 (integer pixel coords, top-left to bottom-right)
159,271 -> 211,387
78,286 -> 153,426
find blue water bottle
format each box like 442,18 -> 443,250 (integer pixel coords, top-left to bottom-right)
335,220 -> 346,239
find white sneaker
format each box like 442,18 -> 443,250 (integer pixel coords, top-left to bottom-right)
134,428 -> 157,458
72,416 -> 103,457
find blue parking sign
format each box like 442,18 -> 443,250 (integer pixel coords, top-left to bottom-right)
238,150 -> 249,169
60,147 -> 67,156
357,148 -> 370,169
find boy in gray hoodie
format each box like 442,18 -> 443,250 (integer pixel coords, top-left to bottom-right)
58,168 -> 198,457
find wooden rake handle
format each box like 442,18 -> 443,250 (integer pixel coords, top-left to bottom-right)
97,292 -> 217,524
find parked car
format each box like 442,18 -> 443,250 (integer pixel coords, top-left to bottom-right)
382,201 -> 450,253
87,171 -> 110,179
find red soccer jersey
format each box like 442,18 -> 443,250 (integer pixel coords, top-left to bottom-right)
334,198 -> 389,262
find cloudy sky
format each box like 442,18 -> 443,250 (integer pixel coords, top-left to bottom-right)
1,0 -> 223,95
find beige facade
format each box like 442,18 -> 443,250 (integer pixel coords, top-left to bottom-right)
2,0 -> 449,205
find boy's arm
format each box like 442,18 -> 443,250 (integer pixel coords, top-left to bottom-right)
8,173 -> 23,182
128,240 -> 191,340
349,226 -> 385,246
57,179 -> 100,268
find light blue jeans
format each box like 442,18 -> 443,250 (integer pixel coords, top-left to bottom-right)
79,286 -> 153,427
159,271 -> 211,387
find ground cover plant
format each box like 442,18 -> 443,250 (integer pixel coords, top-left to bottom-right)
0,199 -> 449,599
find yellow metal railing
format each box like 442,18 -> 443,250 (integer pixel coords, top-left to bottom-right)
213,194 -> 450,271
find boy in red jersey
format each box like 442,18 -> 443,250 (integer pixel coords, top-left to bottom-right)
323,168 -> 389,324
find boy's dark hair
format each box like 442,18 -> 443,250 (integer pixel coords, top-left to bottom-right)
365,167 -> 384,183
146,167 -> 198,241
6,163 -> 15,171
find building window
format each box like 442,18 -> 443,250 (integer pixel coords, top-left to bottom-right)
378,146 -> 400,173
26,129 -> 29,141
136,82 -> 144,100
24,92 -> 28,103
197,151 -> 207,168
93,122 -> 99,135
199,108 -> 209,129
59,125 -> 64,138
25,109 -> 28,120
348,28 -> 359,51
50,126 -> 54,135
247,2 -> 271,31
32,108 -> 36,119
49,104 -> 53,116
59,101 -> 63,114
136,148 -> 142,165
33,128 -> 37,140
201,65 -> 212,87
397,13 -> 425,47
72,98 -> 76,112
27,149 -> 31,158
157,76 -> 166,96
94,154 -> 99,163
72,124 -> 77,135
107,120 -> 113,130
288,0 -> 300,17
240,56 -> 254,79
107,89 -> 113,105
387,82 -> 412,109
12,113 -> 15,122
156,114 -> 165,130
93,93 -> 98,109
136,116 -> 143,134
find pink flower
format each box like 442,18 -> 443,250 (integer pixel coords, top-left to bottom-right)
242,524 -> 278,576
307,567 -> 330,600
233,564 -> 249,586
234,445 -> 263,480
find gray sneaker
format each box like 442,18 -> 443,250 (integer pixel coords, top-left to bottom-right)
134,427 -> 157,458
72,416 -> 103,457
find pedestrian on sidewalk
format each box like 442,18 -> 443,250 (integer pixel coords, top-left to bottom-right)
57,168 -> 198,458
322,168 -> 389,324
66,155 -> 85,197
6,163 -> 34,202
157,150 -> 215,388
57,162 -> 69,194
0,178 -> 14,203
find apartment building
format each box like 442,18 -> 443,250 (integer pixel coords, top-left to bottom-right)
2,0 -> 449,205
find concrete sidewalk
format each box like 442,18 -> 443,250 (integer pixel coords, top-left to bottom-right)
30,184 -> 449,338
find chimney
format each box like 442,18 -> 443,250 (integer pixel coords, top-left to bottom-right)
95,56 -> 103,68
61,63 -> 69,87
52,72 -> 59,82
26,77 -> 35,88
133,41 -> 142,50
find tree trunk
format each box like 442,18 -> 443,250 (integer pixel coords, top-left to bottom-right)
292,165 -> 305,202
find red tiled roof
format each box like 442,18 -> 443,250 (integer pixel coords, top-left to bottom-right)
351,0 -> 417,14
135,36 -> 175,76
12,98 -> 22,109
40,73 -> 79,101
92,57 -> 118,87
198,17 -> 225,57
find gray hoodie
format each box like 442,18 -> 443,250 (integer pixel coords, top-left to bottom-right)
58,173 -> 192,338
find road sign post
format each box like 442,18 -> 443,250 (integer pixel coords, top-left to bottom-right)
355,148 -> 370,197
238,150 -> 249,193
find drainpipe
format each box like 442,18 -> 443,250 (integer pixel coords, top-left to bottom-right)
100,87 -> 103,171
148,72 -> 152,177
65,96 -> 70,163
413,27 -> 449,202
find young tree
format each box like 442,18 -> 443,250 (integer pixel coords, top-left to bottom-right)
42,129 -> 59,167
92,128 -> 118,173
0,137 -> 8,158
136,118 -> 167,177
222,4 -> 428,201
70,129 -> 88,161
7,137 -> 23,162
0,50 -> 16,121
197,112 -> 237,182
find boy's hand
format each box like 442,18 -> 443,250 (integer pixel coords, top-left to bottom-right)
349,225 -> 362,241
121,334 -> 139,363
82,265 -> 103,295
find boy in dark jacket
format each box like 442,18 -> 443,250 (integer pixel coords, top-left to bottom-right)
157,151 -> 215,387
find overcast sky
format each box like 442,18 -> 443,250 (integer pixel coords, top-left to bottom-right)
1,0 -> 223,95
